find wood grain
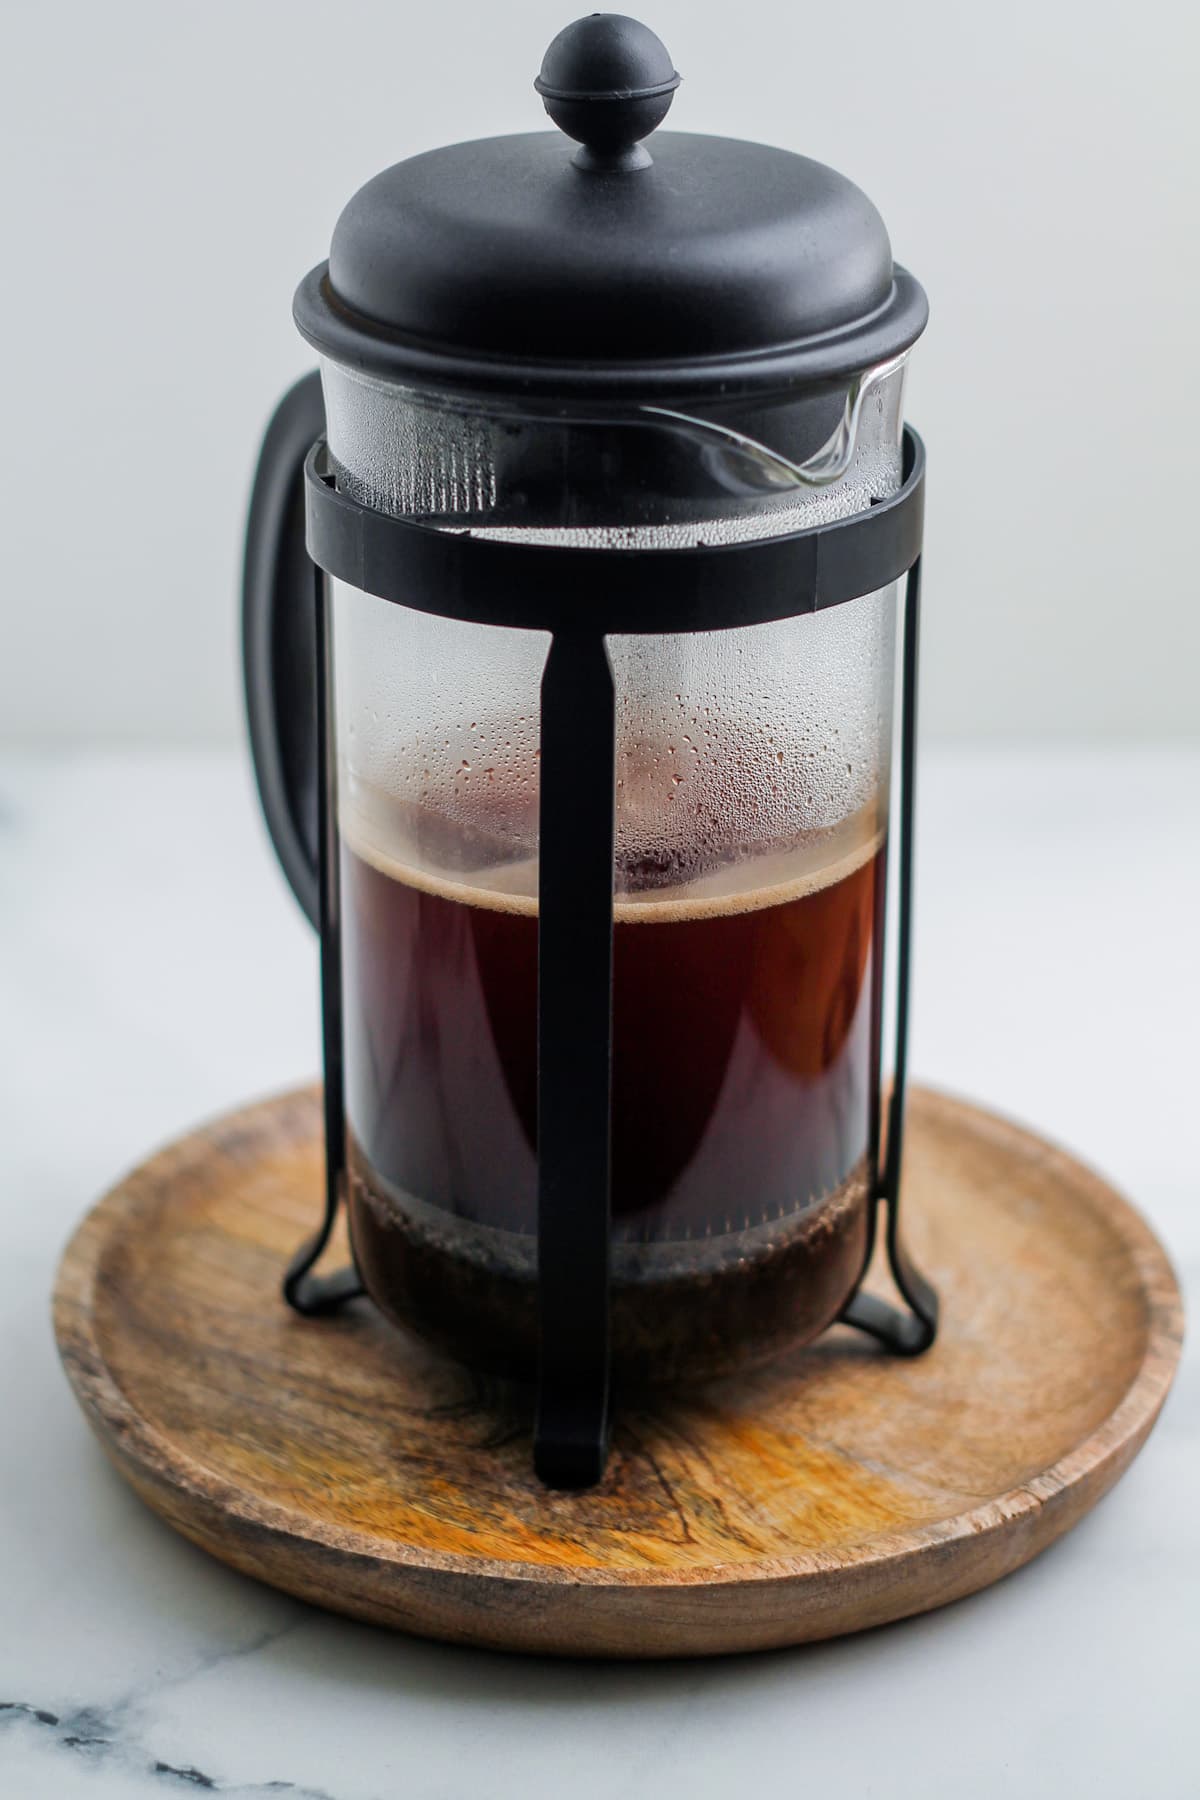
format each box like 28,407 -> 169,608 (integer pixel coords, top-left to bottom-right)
53,1085 -> 1183,1658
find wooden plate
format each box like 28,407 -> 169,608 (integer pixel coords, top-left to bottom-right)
54,1086 -> 1182,1658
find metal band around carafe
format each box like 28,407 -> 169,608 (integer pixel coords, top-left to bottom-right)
302,428 -> 925,632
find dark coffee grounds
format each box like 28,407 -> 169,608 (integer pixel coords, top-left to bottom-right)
349,1146 -> 871,1384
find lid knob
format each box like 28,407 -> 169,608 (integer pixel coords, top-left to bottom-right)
535,14 -> 681,172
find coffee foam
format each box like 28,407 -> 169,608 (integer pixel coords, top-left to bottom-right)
340,796 -> 884,925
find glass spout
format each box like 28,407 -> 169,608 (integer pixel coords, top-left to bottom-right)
640,354 -> 909,495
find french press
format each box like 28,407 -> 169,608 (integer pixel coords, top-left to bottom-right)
243,13 -> 938,1489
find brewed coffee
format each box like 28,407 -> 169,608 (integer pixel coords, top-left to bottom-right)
340,780 -> 884,1383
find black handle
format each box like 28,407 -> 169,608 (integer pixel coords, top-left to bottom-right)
242,370 -> 326,927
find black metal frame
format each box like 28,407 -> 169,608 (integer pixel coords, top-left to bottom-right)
281,559 -> 363,1317
286,425 -> 937,1488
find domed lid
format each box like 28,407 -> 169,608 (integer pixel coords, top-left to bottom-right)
294,13 -> 927,402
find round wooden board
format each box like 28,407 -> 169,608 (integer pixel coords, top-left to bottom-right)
54,1086 -> 1182,1659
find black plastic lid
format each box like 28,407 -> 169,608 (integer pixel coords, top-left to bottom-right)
294,14 -> 926,402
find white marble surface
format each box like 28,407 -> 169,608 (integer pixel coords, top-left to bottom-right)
1,745 -> 1197,1799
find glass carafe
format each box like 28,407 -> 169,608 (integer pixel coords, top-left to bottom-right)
322,362 -> 906,1381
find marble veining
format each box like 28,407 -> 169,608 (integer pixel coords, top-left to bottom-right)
0,1696 -> 344,1795
0,1624 -> 357,1799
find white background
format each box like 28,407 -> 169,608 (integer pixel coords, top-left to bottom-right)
2,0 -> 1197,744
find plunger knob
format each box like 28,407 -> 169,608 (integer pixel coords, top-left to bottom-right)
535,14 -> 681,171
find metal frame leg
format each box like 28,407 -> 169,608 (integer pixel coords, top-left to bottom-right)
840,559 -> 939,1355
533,630 -> 616,1488
283,567 -> 362,1316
